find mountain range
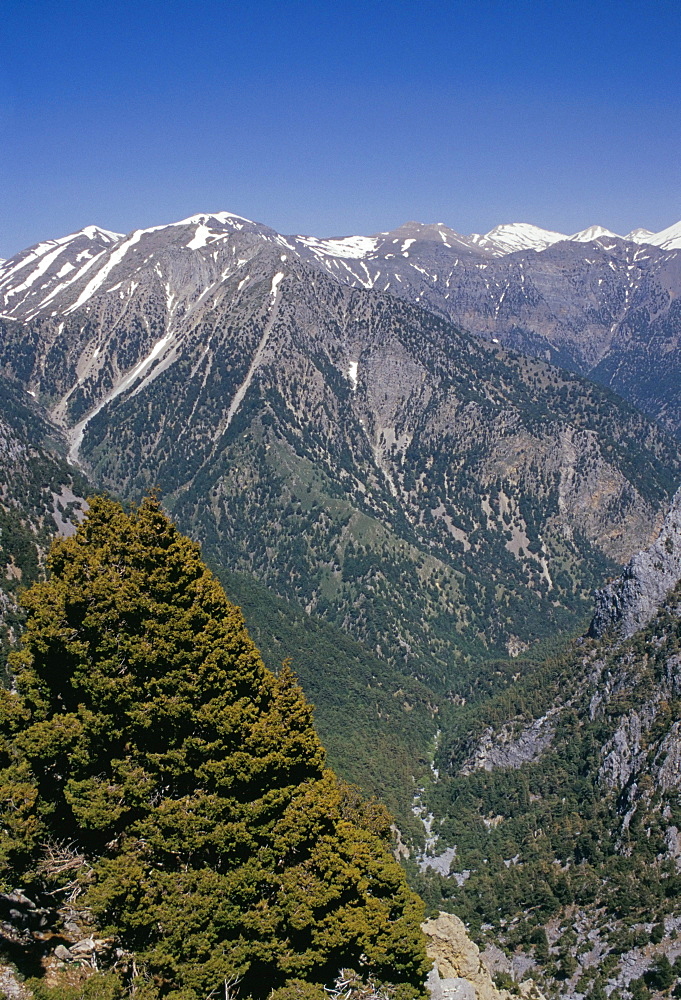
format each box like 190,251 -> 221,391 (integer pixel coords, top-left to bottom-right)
2,212 -> 681,440
1,210 -> 681,997
1,213 -> 679,663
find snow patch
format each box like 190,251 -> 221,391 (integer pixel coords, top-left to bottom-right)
186,223 -> 215,249
67,329 -> 175,465
174,211 -> 253,228
3,241 -> 76,298
295,235 -> 378,259
638,218 -> 681,250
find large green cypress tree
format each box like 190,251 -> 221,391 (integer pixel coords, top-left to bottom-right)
0,495 -> 427,999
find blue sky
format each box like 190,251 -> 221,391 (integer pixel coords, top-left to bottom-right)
2,0 -> 680,257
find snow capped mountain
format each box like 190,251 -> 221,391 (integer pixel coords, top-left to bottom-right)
2,212 -> 681,366
467,219 -> 681,253
634,219 -> 681,250
467,219 -> 681,254
0,214 -> 281,320
625,227 -> 656,243
469,222 -> 567,255
4,212 -> 681,322
563,221 -> 681,251
569,225 -> 620,243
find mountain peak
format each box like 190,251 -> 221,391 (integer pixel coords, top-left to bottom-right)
78,224 -> 125,241
173,211 -> 256,228
470,222 -> 567,255
373,221 -> 475,252
625,227 -> 655,242
641,218 -> 681,250
569,225 -> 620,243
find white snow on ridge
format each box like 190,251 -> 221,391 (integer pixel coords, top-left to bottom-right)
295,234 -> 378,259
625,227 -> 655,242
636,219 -> 681,250
0,225 -> 126,313
29,251 -> 108,316
79,225 -> 124,242
466,220 -> 681,255
471,223 -> 567,255
174,211 -> 254,229
0,231 -> 87,284
2,241 -> 77,299
186,224 -> 215,250
570,225 -> 619,242
65,229 -> 146,313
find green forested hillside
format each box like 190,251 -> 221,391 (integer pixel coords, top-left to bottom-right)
216,566 -> 587,833
0,376 -> 88,677
213,567 -> 438,829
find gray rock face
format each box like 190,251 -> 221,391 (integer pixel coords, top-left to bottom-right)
0,965 -> 29,998
460,711 -> 558,774
427,972 -> 477,1000
588,591 -> 681,853
590,487 -> 681,638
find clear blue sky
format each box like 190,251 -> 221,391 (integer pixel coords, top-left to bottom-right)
2,0 -> 680,257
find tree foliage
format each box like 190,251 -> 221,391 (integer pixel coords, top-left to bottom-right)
0,495 -> 427,999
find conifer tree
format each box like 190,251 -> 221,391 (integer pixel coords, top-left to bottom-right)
0,495 -> 427,999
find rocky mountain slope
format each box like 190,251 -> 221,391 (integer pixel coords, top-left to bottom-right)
413,488 -> 681,999
0,222 -> 678,687
591,486 -> 681,639
2,213 -> 681,436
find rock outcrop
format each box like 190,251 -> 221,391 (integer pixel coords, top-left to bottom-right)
590,486 -> 681,638
422,912 -> 544,1000
459,711 -> 558,775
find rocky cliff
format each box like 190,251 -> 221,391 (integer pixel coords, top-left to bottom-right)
590,485 -> 681,638
417,569 -> 681,998
423,912 -> 544,1000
